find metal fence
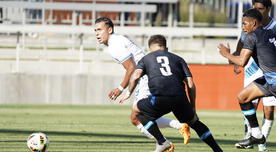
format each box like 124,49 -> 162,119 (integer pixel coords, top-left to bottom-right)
0,0 -> 273,73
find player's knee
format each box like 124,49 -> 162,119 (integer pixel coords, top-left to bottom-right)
237,93 -> 248,103
130,111 -> 140,126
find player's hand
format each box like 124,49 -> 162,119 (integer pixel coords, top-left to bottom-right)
234,64 -> 242,75
217,43 -> 230,57
108,88 -> 122,101
119,90 -> 131,104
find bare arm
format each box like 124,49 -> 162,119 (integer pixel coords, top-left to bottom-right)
109,57 -> 136,100
218,43 -> 252,67
232,40 -> 244,74
119,69 -> 144,103
184,77 -> 196,111
121,58 -> 136,88
233,40 -> 244,56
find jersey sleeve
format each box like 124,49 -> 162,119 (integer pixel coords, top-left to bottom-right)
180,58 -> 192,77
242,33 -> 257,51
108,43 -> 133,64
270,23 -> 276,31
136,57 -> 145,71
240,31 -> 246,43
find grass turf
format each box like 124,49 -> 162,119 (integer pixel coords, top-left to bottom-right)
0,104 -> 275,152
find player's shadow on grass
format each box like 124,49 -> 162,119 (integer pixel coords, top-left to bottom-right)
0,129 -> 147,139
0,129 -> 275,146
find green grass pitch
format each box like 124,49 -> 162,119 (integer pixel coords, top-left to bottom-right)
0,104 -> 275,152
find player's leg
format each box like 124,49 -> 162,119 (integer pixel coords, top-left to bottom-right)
155,117 -> 190,144
258,97 -> 275,151
236,82 -> 266,146
235,98 -> 260,149
262,98 -> 275,138
155,117 -> 181,129
131,102 -> 154,139
247,99 -> 260,137
136,97 -> 174,152
172,96 -> 222,152
137,114 -> 173,152
190,120 -> 223,152
240,62 -> 262,147
137,76 -> 183,130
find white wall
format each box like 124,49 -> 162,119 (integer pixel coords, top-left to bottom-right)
0,72 -> 138,104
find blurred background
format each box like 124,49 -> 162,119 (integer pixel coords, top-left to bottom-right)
0,0 -> 273,110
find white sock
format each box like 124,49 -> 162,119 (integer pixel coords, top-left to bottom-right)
136,124 -> 154,139
251,127 -> 263,139
169,119 -> 182,129
156,117 -> 182,129
244,118 -> 252,138
137,123 -> 143,130
262,119 -> 274,138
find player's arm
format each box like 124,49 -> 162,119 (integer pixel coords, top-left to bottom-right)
119,69 -> 144,103
180,59 -> 196,109
232,40 -> 244,74
121,57 -> 136,88
109,57 -> 136,100
218,44 -> 252,67
233,40 -> 244,56
184,77 -> 196,111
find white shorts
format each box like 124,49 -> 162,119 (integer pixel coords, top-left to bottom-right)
245,58 -> 276,106
133,75 -> 150,108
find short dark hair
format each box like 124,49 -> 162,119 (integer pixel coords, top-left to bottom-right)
243,8 -> 263,23
148,35 -> 167,48
95,17 -> 114,32
252,0 -> 272,8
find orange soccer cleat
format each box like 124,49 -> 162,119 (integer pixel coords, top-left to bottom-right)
179,123 -> 191,144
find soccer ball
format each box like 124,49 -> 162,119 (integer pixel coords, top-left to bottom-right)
27,132 -> 49,152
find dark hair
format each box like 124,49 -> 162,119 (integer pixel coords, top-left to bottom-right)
243,8 -> 263,23
252,0 -> 272,8
95,17 -> 114,32
148,35 -> 167,48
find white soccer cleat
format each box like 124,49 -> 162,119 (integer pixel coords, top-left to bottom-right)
154,140 -> 174,152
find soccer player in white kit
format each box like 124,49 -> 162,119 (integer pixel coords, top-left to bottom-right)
94,17 -> 190,143
233,1 -> 275,151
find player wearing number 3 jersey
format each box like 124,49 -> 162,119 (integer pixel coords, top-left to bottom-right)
120,35 -> 223,152
94,17 -> 190,143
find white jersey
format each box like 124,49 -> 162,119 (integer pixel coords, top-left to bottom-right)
107,34 -> 150,103
107,34 -> 145,64
240,18 -> 276,106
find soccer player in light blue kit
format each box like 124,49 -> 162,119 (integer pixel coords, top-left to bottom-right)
231,2 -> 276,150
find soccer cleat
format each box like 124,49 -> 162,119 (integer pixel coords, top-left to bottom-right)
164,142 -> 174,152
234,142 -> 253,149
258,143 -> 268,151
154,140 -> 174,152
236,136 -> 265,147
179,123 -> 190,144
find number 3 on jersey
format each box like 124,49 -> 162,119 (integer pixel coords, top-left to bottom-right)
156,56 -> 172,76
